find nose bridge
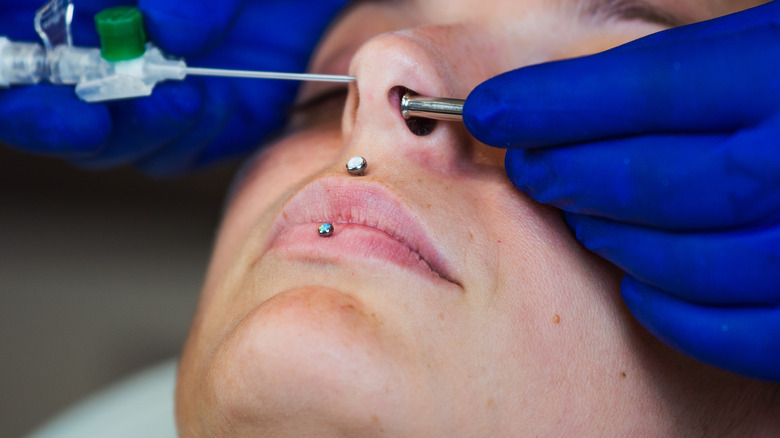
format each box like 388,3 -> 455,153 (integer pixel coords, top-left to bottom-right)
340,30 -> 472,174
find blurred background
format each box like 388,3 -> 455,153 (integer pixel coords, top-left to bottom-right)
0,145 -> 238,437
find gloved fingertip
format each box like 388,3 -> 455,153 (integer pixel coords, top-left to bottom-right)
503,149 -> 521,187
561,213 -> 623,261
464,81 -> 509,147
621,277 -> 780,382
139,0 -> 244,55
76,81 -> 205,169
562,212 -> 602,249
620,276 -> 692,359
0,86 -> 110,155
64,107 -> 112,154
620,275 -> 646,309
132,78 -> 239,175
562,211 -> 581,231
504,148 -> 558,204
505,148 -> 541,189
145,80 -> 204,121
141,12 -> 218,56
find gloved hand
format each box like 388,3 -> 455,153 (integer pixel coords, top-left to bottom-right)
464,1 -> 780,381
0,0 -> 348,174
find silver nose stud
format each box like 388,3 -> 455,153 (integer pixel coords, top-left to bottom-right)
346,156 -> 367,176
318,223 -> 334,237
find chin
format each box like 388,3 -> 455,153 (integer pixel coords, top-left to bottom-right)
179,286 -> 416,437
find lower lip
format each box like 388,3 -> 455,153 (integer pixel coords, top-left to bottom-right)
270,223 -> 444,280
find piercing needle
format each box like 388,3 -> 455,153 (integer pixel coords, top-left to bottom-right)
185,67 -> 356,83
401,92 -> 464,121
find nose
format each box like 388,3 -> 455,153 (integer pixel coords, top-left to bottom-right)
341,27 -> 478,174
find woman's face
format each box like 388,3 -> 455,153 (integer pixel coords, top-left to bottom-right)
176,0 -> 766,436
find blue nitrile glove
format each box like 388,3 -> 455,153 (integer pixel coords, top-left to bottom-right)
0,0 -> 349,174
463,1 -> 780,381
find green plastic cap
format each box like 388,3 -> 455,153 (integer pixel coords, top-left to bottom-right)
95,6 -> 147,61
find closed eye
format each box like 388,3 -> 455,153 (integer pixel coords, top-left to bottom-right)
585,0 -> 687,27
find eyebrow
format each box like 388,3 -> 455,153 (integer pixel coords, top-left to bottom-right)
581,0 -> 688,27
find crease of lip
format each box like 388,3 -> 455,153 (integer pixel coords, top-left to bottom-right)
266,176 -> 458,284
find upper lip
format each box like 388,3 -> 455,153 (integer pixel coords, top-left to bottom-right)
266,176 -> 458,284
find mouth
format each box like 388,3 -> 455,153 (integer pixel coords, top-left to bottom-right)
266,177 -> 458,285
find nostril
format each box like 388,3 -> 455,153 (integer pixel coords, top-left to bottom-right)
388,86 -> 437,137
388,86 -> 407,113
405,116 -> 437,136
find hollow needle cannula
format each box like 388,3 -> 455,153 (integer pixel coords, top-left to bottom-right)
401,92 -> 465,122
184,67 -> 356,83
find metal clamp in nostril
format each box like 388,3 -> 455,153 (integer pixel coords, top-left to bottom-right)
400,92 -> 465,122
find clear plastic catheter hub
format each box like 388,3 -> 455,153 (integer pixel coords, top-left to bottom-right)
0,1 -> 354,103
0,1 -> 188,101
0,36 -> 186,102
0,34 -> 355,102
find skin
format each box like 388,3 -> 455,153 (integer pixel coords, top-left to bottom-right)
176,0 -> 780,436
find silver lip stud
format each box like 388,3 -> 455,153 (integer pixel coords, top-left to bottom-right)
346,156 -> 367,176
318,223 -> 334,237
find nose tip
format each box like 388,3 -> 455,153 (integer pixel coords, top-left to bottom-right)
342,31 -> 471,173
350,32 -> 457,99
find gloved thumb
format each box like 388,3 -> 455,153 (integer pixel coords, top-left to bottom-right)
138,0 -> 245,56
